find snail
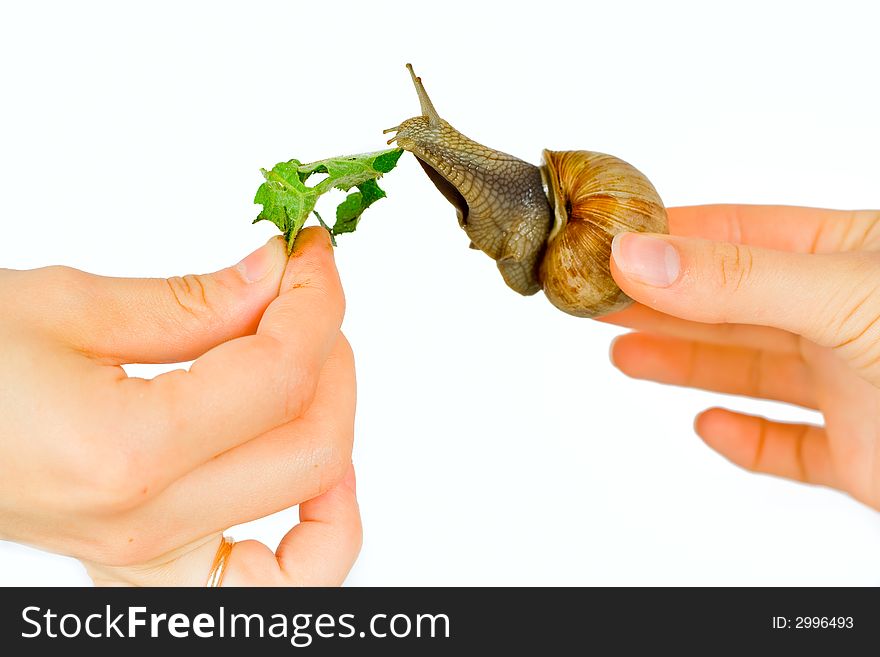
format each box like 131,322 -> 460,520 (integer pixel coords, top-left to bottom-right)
384,65 -> 668,318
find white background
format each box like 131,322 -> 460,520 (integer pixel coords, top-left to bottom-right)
1,0 -> 879,586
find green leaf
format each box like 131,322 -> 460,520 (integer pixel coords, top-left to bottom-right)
253,148 -> 403,251
373,148 -> 404,173
333,179 -> 387,236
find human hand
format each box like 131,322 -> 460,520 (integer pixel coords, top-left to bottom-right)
0,227 -> 361,586
603,206 -> 880,510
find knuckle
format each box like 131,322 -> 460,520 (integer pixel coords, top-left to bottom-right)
306,442 -> 352,502
281,361 -> 320,420
6,265 -> 88,311
142,368 -> 189,438
327,451 -> 352,492
324,382 -> 355,447
163,273 -> 215,322
297,347 -> 356,499
724,207 -> 744,244
278,344 -> 354,425
49,416 -> 154,516
87,446 -> 155,513
855,340 -> 880,375
322,348 -> 356,449
841,211 -> 880,250
864,211 -> 880,247
336,334 -> 355,368
339,512 -> 364,561
43,264 -> 86,285
750,417 -> 769,472
329,423 -> 355,472
829,259 -> 880,351
745,348 -> 766,398
351,516 -> 364,554
338,282 -> 347,319
711,242 -> 753,292
41,265 -> 91,307
55,393 -> 168,521
793,425 -> 810,483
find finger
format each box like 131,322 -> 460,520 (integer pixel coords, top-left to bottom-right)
135,334 -> 355,547
598,302 -> 801,355
695,408 -> 837,488
277,463 -> 362,586
86,460 -> 360,587
611,333 -> 817,409
122,227 -> 344,485
19,236 -> 290,364
217,464 -> 360,587
668,205 -> 880,253
609,233 -> 880,384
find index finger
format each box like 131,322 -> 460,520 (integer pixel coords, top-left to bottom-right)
668,205 -> 880,254
122,227 -> 345,487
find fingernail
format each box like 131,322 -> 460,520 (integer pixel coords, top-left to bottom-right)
343,463 -> 356,493
611,233 -> 680,288
236,238 -> 278,283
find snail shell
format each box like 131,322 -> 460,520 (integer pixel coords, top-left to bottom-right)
385,65 -> 668,318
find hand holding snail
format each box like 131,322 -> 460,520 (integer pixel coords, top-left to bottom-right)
385,64 -> 668,318
605,204 -> 880,510
386,66 -> 880,510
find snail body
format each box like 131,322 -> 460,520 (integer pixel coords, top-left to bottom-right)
385,65 -> 668,318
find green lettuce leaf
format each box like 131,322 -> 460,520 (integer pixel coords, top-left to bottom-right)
254,148 -> 403,251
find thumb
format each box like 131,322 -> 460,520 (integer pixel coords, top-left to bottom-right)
55,236 -> 289,364
609,232 -> 880,357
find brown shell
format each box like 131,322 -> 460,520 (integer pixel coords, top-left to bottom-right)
539,150 -> 668,318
